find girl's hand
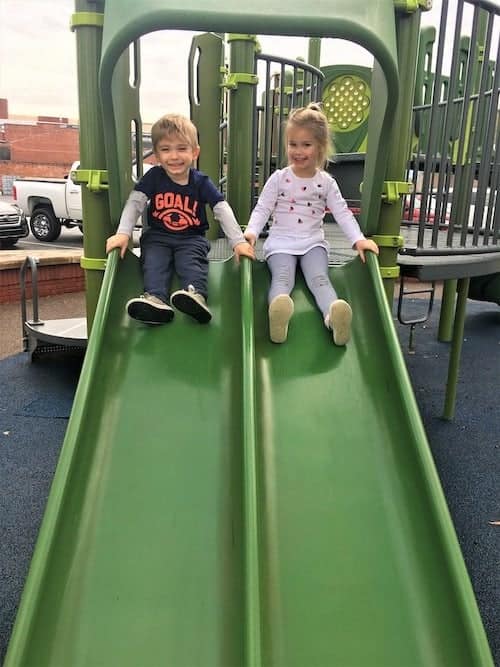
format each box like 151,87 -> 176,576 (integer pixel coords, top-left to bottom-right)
106,233 -> 130,258
354,238 -> 379,263
234,241 -> 256,262
244,230 -> 257,246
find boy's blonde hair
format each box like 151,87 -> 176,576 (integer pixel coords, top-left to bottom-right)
151,114 -> 199,151
285,103 -> 334,168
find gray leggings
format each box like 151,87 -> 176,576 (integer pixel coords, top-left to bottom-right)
267,246 -> 337,318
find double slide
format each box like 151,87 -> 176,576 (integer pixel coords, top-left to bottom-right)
5,251 -> 493,666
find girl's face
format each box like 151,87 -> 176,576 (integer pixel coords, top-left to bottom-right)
286,126 -> 320,178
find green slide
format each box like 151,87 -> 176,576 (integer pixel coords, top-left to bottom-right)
5,252 -> 492,666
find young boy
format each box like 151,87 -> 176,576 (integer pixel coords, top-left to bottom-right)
106,113 -> 255,324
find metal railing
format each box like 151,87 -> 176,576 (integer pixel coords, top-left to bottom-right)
251,54 -> 324,203
19,256 -> 43,352
404,0 -> 500,255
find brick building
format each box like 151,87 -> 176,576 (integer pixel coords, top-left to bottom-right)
0,98 -> 79,193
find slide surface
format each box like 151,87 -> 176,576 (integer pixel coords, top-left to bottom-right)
5,252 -> 492,666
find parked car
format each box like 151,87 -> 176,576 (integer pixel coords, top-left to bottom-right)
0,199 -> 29,248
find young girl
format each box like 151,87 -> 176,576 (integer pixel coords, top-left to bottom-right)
244,103 -> 378,344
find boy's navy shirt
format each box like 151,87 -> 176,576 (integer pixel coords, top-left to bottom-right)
135,166 -> 224,236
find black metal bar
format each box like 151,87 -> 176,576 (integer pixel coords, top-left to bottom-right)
253,53 -> 323,183
466,10 -> 494,245
418,0 -> 451,247
453,6 -> 482,245
473,14 -> 500,244
263,60 -> 272,186
431,2 -> 463,246
445,1 -> 471,246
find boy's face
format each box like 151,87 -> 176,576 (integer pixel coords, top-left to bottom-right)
154,132 -> 200,184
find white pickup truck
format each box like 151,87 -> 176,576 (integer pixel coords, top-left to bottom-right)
13,158 -> 152,242
13,161 -> 84,241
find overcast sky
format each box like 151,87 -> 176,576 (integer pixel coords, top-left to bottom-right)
0,0 -> 470,124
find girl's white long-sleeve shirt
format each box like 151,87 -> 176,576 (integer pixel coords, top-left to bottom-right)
246,166 -> 365,259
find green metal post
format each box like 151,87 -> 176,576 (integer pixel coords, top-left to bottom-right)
443,277 -> 470,420
225,35 -> 261,665
307,38 -> 321,69
375,6 -> 423,304
189,32 -> 224,239
438,279 -> 457,342
240,258 -> 262,667
226,34 -> 258,224
72,1 -> 112,331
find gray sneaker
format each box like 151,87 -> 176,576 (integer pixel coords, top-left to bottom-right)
126,293 -> 174,324
171,285 -> 212,324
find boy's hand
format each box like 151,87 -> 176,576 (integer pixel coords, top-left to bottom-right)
106,233 -> 130,258
233,241 -> 256,262
354,238 -> 379,263
244,230 -> 257,246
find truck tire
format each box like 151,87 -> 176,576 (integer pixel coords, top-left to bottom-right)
30,207 -> 62,242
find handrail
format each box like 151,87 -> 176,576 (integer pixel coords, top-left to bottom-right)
19,256 -> 43,352
253,53 -> 324,192
408,0 -> 500,251
240,258 -> 262,667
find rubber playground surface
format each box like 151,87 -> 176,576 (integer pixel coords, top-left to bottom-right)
0,256 -> 498,666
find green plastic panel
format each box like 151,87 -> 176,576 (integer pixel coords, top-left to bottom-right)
98,0 -> 400,240
5,255 -> 247,667
100,0 -> 400,52
252,257 -> 492,665
321,64 -> 372,153
5,255 -> 492,666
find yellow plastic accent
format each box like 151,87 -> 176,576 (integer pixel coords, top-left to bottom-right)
372,234 -> 404,248
379,266 -> 401,278
223,73 -> 259,89
381,180 -> 413,203
227,34 -> 258,43
71,169 -> 109,192
394,0 -> 432,11
70,12 -> 104,31
80,257 -> 107,271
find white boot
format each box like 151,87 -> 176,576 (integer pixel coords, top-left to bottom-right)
268,294 -> 294,343
326,299 -> 352,346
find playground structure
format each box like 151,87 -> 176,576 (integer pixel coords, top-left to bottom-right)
399,0 -> 500,418
5,0 -> 497,665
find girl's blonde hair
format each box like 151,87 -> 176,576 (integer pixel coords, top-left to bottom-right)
285,103 -> 333,168
151,114 -> 199,151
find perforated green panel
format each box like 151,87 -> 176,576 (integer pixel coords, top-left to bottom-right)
321,64 -> 372,153
324,74 -> 370,132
